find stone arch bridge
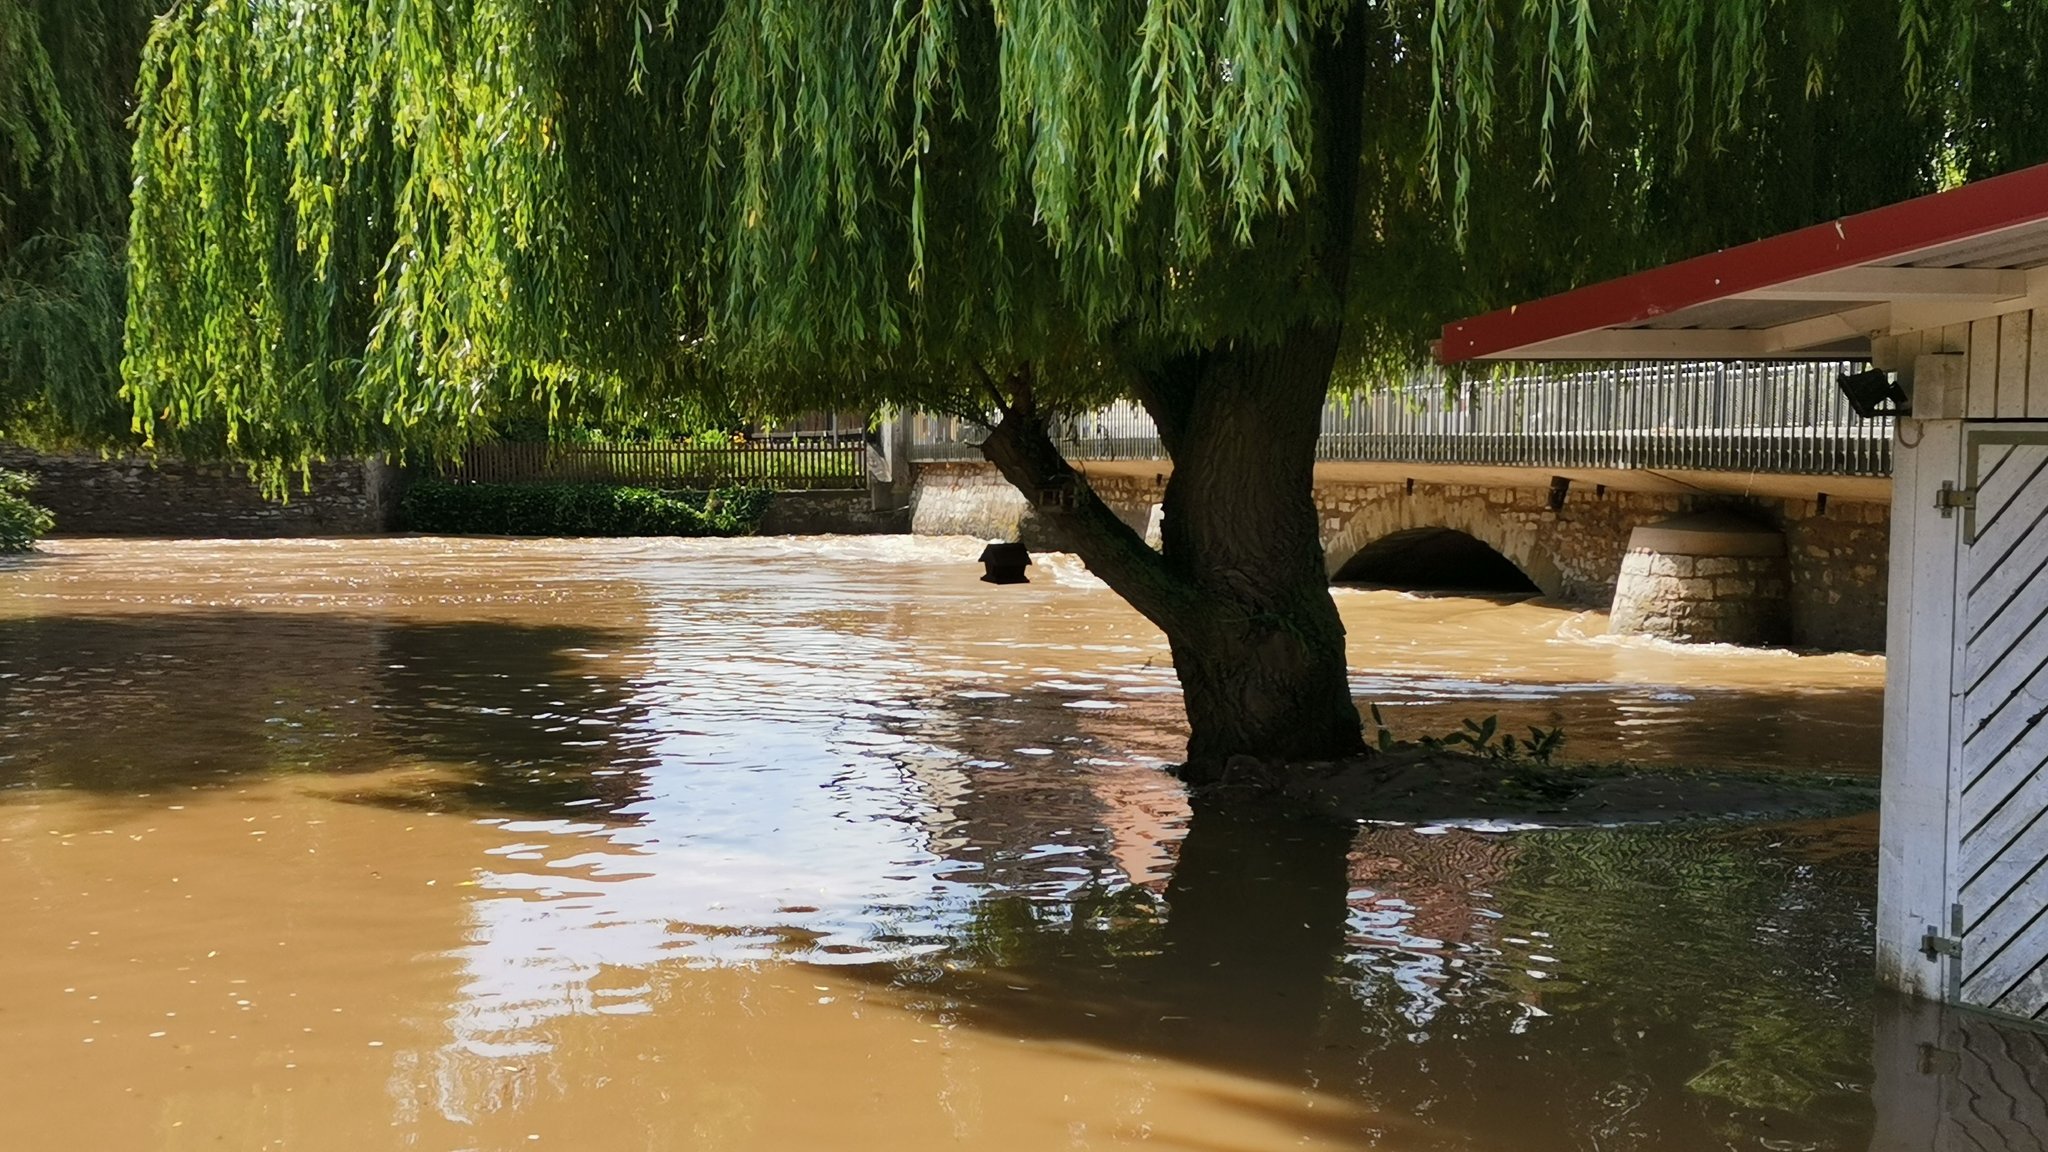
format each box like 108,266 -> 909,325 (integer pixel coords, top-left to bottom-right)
902,363 -> 1894,651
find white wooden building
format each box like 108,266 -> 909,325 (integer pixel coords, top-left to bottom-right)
1438,161 -> 2048,1023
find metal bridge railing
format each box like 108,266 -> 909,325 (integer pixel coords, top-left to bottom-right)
909,361 -> 1892,477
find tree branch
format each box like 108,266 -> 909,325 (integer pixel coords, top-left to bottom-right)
1310,20 -> 1372,302
1129,350 -> 1201,461
971,361 -> 1012,421
977,397 -> 1195,632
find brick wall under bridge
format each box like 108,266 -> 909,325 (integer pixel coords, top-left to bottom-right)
909,460 -> 1890,652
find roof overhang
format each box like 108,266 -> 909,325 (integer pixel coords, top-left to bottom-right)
1438,162 -> 2048,363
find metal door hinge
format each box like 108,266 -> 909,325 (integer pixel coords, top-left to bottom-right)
1924,903 -> 1966,1006
1936,481 -> 1977,517
1925,902 -> 1967,960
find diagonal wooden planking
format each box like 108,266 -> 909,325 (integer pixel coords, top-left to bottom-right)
1964,896 -> 2048,1012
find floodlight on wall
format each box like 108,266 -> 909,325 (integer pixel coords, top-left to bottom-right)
1836,369 -> 1911,419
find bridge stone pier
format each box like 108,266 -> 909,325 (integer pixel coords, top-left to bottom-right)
905,362 -> 1894,653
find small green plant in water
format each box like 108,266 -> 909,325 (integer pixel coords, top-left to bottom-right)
1370,704 -> 1566,765
0,469 -> 55,553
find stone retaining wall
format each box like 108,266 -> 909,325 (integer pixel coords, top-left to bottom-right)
909,462 -> 1166,547
0,447 -> 399,537
910,461 -> 1039,543
5,445 -> 909,541
757,489 -> 908,535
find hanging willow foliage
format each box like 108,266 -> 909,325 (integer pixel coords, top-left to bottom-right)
120,0 -> 2044,475
0,0 -> 153,446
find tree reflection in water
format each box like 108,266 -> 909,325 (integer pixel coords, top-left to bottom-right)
917,809 -> 1881,1150
0,612 -> 657,817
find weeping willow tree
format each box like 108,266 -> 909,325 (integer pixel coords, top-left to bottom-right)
124,1 -> 2045,777
0,0 -> 154,445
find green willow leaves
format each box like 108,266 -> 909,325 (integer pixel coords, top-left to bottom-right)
0,467 -> 55,551
118,0 -> 2044,475
0,0 -> 151,446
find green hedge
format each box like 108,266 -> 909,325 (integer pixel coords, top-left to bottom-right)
0,469 -> 56,553
398,481 -> 771,537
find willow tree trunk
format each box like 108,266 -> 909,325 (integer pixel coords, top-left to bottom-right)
978,22 -> 1368,784
978,325 -> 1366,783
1146,328 -> 1363,775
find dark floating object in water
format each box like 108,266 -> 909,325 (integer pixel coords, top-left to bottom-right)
979,542 -> 1031,585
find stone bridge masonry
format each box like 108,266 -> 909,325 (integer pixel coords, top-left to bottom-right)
901,362 -> 1896,652
909,459 -> 1890,652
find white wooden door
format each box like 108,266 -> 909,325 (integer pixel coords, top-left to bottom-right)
1951,423 -> 2048,1019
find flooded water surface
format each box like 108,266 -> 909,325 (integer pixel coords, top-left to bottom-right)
0,537 -> 1919,1149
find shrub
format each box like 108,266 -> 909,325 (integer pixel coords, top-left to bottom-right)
0,469 -> 56,553
397,481 -> 771,537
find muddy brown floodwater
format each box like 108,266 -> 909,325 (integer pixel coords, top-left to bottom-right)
0,535 -> 1957,1150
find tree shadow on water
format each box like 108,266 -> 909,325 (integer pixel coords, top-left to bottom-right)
831,801 -> 1897,1151
0,611 -> 657,819
824,681 -> 1886,1146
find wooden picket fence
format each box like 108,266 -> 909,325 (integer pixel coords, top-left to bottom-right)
443,440 -> 871,490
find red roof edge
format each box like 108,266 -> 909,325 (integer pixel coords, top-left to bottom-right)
1438,161 -> 2048,363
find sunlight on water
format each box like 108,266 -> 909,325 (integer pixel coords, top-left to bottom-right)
0,536 -> 1958,1151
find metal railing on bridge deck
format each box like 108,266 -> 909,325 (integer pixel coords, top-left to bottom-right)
909,361 -> 1893,477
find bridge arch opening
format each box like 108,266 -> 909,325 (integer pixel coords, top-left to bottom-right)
1332,527 -> 1542,594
